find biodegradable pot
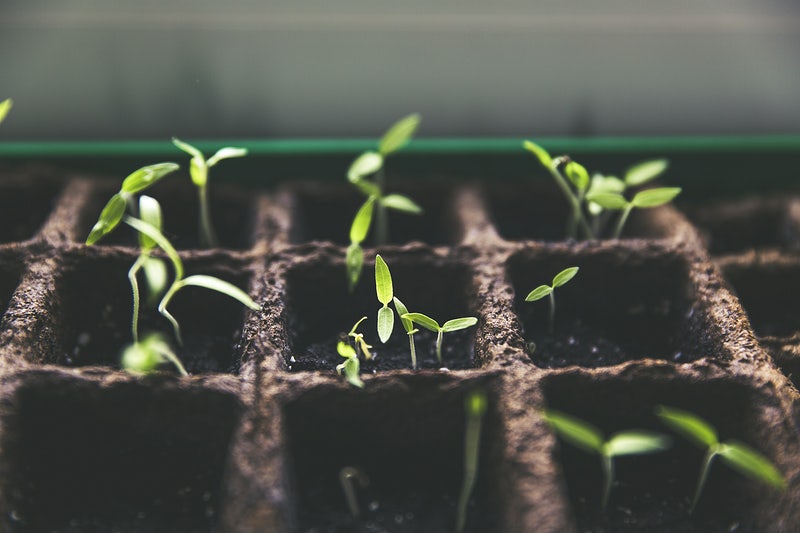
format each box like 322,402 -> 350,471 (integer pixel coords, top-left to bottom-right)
0,168 -> 798,532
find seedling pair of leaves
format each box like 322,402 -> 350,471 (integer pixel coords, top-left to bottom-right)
523,141 -> 680,239
346,114 -> 423,291
336,317 -> 373,388
525,266 -> 579,335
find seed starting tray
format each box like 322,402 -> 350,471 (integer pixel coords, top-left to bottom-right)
0,163 -> 798,533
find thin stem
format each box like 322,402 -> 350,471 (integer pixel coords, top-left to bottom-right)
546,165 -> 594,240
339,467 -> 368,519
128,255 -> 147,343
613,204 -> 634,239
158,283 -> 184,346
456,399 -> 485,533
548,291 -> 556,335
408,331 -> 417,370
436,329 -> 444,364
567,188 -> 587,239
691,448 -> 718,512
601,453 -> 614,510
159,345 -> 189,376
198,185 -> 218,248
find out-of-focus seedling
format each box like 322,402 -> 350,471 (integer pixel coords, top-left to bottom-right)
121,332 -> 187,376
172,138 -> 247,248
339,466 -> 369,519
0,98 -> 12,125
587,186 -> 681,239
656,405 -> 785,512
525,266 -> 579,334
336,341 -> 364,389
374,255 -> 395,343
393,296 -> 419,369
543,409 -> 671,509
456,388 -> 488,533
346,114 -> 423,290
401,312 -> 478,364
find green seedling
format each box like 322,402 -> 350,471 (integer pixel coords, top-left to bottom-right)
374,254 -> 395,343
346,316 -> 373,361
393,296 -> 419,369
525,266 -> 579,335
346,114 -> 423,290
543,409 -> 671,509
656,405 -> 785,511
0,98 -> 12,125
336,341 -> 364,388
456,389 -> 488,533
401,313 -> 478,364
173,138 -> 248,248
587,186 -> 681,239
339,466 -> 369,519
121,332 -> 188,376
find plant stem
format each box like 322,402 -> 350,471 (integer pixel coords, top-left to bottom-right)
158,282 -> 184,346
128,255 -> 147,343
601,453 -> 614,510
436,329 -> 444,364
409,332 -> 417,370
375,169 -> 388,246
456,395 -> 486,533
546,165 -> 594,240
339,467 -> 368,519
613,204 -> 634,239
691,448 -> 717,512
548,291 -> 556,335
198,185 -> 218,248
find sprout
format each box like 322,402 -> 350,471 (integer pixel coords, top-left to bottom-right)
544,409 -> 671,509
456,389 -> 488,533
173,138 -> 248,248
121,332 -> 187,376
393,296 -> 419,369
347,316 -> 373,361
656,405 -> 785,511
374,255 -> 395,343
587,187 -> 682,239
339,466 -> 369,519
525,266 -> 579,335
401,312 -> 478,364
0,98 -> 12,125
336,341 -> 364,389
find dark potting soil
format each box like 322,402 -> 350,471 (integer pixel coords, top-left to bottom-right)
0,181 -> 63,243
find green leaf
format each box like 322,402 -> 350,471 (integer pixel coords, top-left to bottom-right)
141,257 -> 168,300
585,192 -> 628,210
86,193 -> 127,245
625,159 -> 669,187
543,410 -> 604,454
123,215 -> 184,280
337,355 -> 364,388
0,98 -> 12,124
374,254 -> 393,305
377,306 -> 395,343
381,194 -> 423,214
565,161 -> 589,191
207,146 -> 248,167
552,267 -> 579,288
588,175 -> 626,196
350,197 -> 375,244
348,151 -> 383,183
393,297 -> 413,333
121,162 -> 180,194
402,312 -> 440,332
379,113 -> 421,155
346,242 -> 364,292
337,340 -> 357,358
172,137 -> 203,159
348,316 -> 368,336
121,340 -> 162,374
525,285 -> 553,302
441,317 -> 478,332
655,405 -> 718,448
189,156 -> 208,187
523,140 -> 552,167
177,275 -> 260,310
718,442 -> 785,489
137,195 -> 163,250
631,187 -> 682,208
605,431 -> 671,457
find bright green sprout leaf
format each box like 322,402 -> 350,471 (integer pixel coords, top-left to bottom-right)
348,316 -> 369,336
381,194 -> 423,214
552,266 -> 579,288
346,242 -> 364,292
337,340 -> 357,358
124,215 -> 183,279
350,197 -> 375,244
172,137 -> 204,159
442,317 -> 478,332
543,410 -> 604,454
375,255 -> 393,305
137,195 -> 163,251
336,355 -> 364,388
177,275 -> 260,311
86,193 -> 127,245
379,113 -> 421,155
625,159 -> 669,187
523,140 -> 553,167
565,161 -> 590,191
631,187 -> 682,208
207,146 -> 248,167
604,431 -> 672,456
588,175 -> 626,195
525,285 -> 553,302
393,297 -> 413,333
401,312 -> 440,332
121,162 -> 180,194
586,192 -> 628,210
377,306 -> 395,344
655,405 -> 718,448
718,441 -> 786,489
0,98 -> 12,124
141,256 -> 168,301
347,151 -> 384,183
121,333 -> 188,376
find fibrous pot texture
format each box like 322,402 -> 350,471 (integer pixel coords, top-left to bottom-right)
0,167 -> 798,532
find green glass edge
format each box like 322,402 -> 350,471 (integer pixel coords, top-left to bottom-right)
1,135 -> 799,157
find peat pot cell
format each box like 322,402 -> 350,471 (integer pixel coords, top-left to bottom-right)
53,254 -> 252,374
284,379 -> 503,532
0,376 -> 241,532
288,184 -> 458,246
0,254 -> 22,321
485,182 -> 673,243
543,374 -> 780,532
0,179 -> 63,243
508,249 -> 709,368
78,182 -> 256,250
285,255 -> 478,372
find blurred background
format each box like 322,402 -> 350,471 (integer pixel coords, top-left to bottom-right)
2,0 -> 800,140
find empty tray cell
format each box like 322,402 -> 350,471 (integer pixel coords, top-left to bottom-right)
0,374 -> 241,532
485,181 -> 677,243
283,377 -> 503,532
283,251 -> 479,373
78,181 -> 257,250
287,183 -> 459,246
52,251 -> 254,374
684,195 -> 800,255
507,247 -> 713,368
542,372 -> 784,532
0,175 -> 63,243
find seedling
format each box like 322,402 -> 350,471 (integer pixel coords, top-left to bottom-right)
587,186 -> 681,239
0,98 -> 12,125
456,388 -> 488,533
346,114 -> 423,290
346,316 -> 373,361
339,466 -> 369,519
121,332 -> 187,376
173,138 -> 248,248
543,409 -> 671,509
656,405 -> 785,511
401,313 -> 478,364
374,254 -> 395,343
393,296 -> 419,369
336,341 -> 364,388
525,266 -> 579,334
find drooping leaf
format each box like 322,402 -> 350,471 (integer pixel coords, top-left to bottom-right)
552,267 -> 579,288
138,195 -> 163,251
543,410 -> 604,454
123,215 -> 184,280
379,113 -> 421,155
377,306 -> 395,343
348,151 -> 383,183
565,161 -> 589,191
393,297 -> 414,333
523,140 -> 553,168
121,162 -> 180,194
381,194 -> 423,214
585,192 -> 628,210
625,159 -> 669,187
631,187 -> 682,208
655,405 -> 719,448
402,312 -> 440,332
346,242 -> 364,291
337,340 -> 357,358
525,285 -> 553,302
441,317 -> 478,332
178,274 -> 260,310
86,193 -> 127,245
350,197 -> 375,244
207,146 -> 248,167
0,98 -> 12,124
718,441 -> 785,489
605,431 -> 671,457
